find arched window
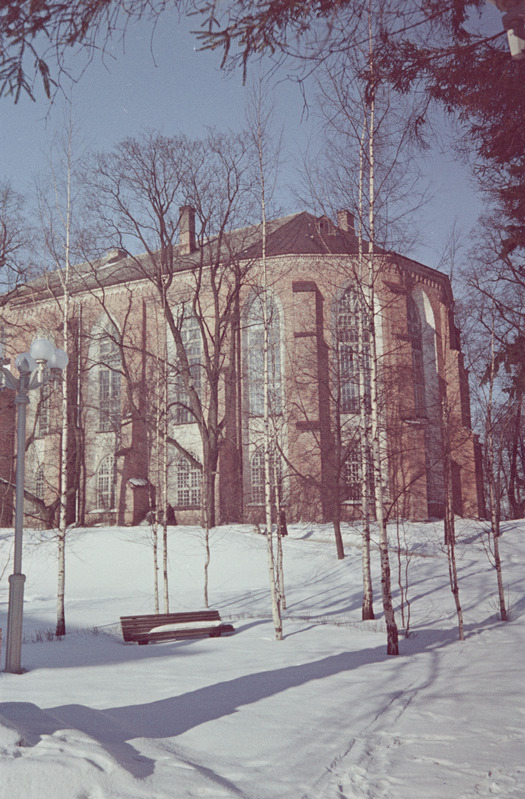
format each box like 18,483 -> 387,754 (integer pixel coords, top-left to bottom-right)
36,389 -> 50,437
337,287 -> 370,414
250,447 -> 265,504
97,455 -> 116,510
343,447 -> 361,503
407,296 -> 425,416
35,464 -> 45,500
169,313 -> 201,425
342,443 -> 374,504
174,456 -> 201,507
97,330 -> 121,431
246,292 -> 282,416
249,446 -> 282,505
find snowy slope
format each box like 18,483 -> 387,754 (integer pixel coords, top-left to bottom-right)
0,519 -> 523,799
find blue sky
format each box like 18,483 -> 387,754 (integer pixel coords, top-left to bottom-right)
0,8 -> 493,273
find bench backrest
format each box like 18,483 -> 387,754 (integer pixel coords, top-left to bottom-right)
120,610 -> 222,641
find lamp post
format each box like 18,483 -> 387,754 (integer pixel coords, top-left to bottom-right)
489,0 -> 525,59
1,338 -> 68,674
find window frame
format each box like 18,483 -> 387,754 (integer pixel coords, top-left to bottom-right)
407,295 -> 426,418
97,332 -> 122,432
173,456 -> 202,508
336,286 -> 370,416
246,291 -> 283,418
168,313 -> 202,426
96,454 -> 117,510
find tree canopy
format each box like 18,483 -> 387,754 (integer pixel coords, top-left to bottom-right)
0,0 -> 176,100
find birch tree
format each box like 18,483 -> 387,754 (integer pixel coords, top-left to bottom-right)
442,395 -> 465,640
483,308 -> 508,621
300,5 -> 426,641
248,78 -> 284,639
460,272 -> 512,621
35,112 -> 85,637
365,29 -> 399,654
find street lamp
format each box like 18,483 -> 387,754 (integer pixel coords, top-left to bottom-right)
0,337 -> 68,674
489,0 -> 525,59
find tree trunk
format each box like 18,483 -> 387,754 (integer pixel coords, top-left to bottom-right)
56,120 -> 73,639
255,84 -> 283,640
276,493 -> 286,610
508,396 -> 524,519
357,104 -> 374,620
442,398 -> 464,640
486,314 -> 507,621
366,32 -> 398,654
162,362 -> 169,612
332,349 -> 345,560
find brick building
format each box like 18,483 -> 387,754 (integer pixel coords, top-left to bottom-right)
0,208 -> 484,528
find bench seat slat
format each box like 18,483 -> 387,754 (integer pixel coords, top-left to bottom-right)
135,624 -> 235,645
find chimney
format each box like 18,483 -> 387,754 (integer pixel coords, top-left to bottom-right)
337,209 -> 355,235
179,205 -> 196,254
104,248 -> 127,264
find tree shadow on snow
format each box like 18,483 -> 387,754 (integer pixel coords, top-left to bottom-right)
0,644 -> 390,779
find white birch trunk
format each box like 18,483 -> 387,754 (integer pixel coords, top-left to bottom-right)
56,120 -> 73,639
357,107 -> 374,621
152,389 -> 161,614
254,87 -> 283,639
367,16 -> 398,654
162,351 -> 169,613
276,490 -> 286,610
487,311 -> 507,621
152,523 -> 159,615
442,397 -> 464,640
203,490 -> 211,609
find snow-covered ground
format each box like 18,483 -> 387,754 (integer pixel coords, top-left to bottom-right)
0,518 -> 523,799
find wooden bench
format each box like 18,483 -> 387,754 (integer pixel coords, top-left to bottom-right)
120,610 -> 235,645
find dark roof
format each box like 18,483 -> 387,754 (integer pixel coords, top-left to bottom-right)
237,212 -> 360,258
4,210 -> 447,305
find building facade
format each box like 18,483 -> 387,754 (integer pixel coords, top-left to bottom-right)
0,209 -> 484,528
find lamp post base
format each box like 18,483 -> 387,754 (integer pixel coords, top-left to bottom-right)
4,573 -> 26,674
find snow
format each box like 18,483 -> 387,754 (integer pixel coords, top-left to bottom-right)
0,518 -> 524,798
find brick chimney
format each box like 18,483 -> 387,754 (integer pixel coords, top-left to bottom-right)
104,248 -> 127,264
179,205 -> 196,254
337,209 -> 355,235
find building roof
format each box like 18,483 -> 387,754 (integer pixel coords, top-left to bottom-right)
3,209 -> 448,306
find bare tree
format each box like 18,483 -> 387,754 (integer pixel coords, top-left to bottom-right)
0,180 -> 35,302
460,266 -> 511,621
84,130 -> 256,529
442,396 -> 465,641
33,108 -> 88,636
247,77 -> 284,639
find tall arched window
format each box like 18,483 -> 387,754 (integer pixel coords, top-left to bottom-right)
337,287 -> 370,414
407,296 -> 425,417
36,389 -> 50,437
97,455 -> 116,509
343,447 -> 361,503
246,292 -> 282,416
249,446 -> 282,505
174,456 -> 201,507
169,313 -> 202,425
35,464 -> 45,500
342,442 -> 374,504
97,330 -> 121,432
250,447 -> 265,504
